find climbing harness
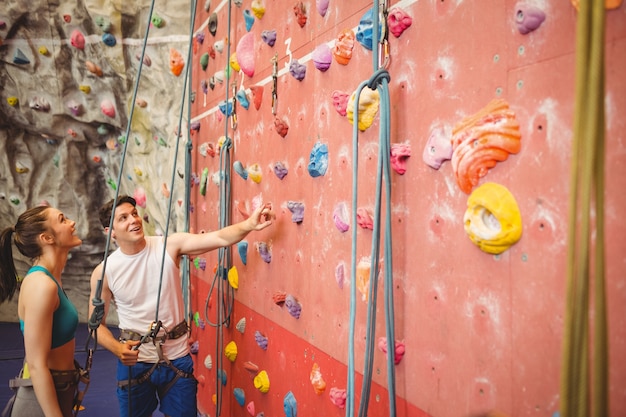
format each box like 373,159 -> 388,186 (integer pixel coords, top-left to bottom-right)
347,1 -> 397,417
560,1 -> 608,416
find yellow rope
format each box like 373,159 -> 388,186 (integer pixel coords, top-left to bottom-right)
560,0 -> 608,416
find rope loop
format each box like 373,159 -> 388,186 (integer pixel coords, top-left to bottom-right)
366,68 -> 390,90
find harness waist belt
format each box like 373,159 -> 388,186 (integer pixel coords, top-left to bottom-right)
119,320 -> 189,343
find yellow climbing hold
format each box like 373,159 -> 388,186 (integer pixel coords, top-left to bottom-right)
253,370 -> 270,393
38,46 -> 49,55
347,87 -> 380,131
463,182 -> 522,255
251,0 -> 266,19
224,340 -> 238,362
229,52 -> 240,72
247,163 -> 262,184
79,85 -> 91,94
228,266 -> 239,289
7,96 -> 18,106
134,167 -> 143,177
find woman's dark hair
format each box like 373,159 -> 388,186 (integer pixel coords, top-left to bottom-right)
0,206 -> 50,303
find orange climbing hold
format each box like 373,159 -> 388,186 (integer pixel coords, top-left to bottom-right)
310,363 -> 326,394
332,29 -> 355,65
169,48 -> 185,76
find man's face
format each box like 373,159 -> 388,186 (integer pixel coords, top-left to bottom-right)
110,202 -> 143,242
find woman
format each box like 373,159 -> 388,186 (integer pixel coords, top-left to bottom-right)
0,205 -> 83,417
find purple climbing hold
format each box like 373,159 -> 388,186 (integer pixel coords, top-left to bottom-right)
312,44 -> 332,72
284,295 -> 301,319
190,340 -> 199,354
257,242 -> 271,263
196,32 -> 205,44
287,201 -> 304,223
307,142 -> 328,177
190,121 -> 201,133
317,0 -> 330,17
273,161 -> 288,179
261,30 -> 277,47
67,100 -> 83,117
254,331 -> 268,350
201,79 -> 209,94
515,2 -> 546,35
289,59 -> 306,81
238,240 -> 248,265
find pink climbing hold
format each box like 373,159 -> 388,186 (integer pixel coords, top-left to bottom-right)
335,262 -> 346,289
329,387 -> 347,409
236,32 -> 255,77
356,207 -> 373,230
133,187 -> 147,208
312,44 -> 332,72
246,401 -> 255,416
333,202 -> 349,232
331,90 -> 349,116
274,117 -> 289,138
387,7 -> 412,38
378,337 -> 406,365
390,143 -> 411,175
316,0 -> 330,17
422,126 -> 452,170
70,29 -> 85,49
101,99 -> 116,118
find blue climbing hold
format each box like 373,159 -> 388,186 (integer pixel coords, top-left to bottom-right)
217,369 -> 227,386
233,160 -> 248,180
307,142 -> 328,177
234,387 -> 245,406
243,9 -> 255,32
356,8 -> 382,51
237,89 -> 250,110
238,241 -> 248,265
219,100 -> 233,116
13,48 -> 30,65
283,391 -> 297,417
102,33 -> 117,46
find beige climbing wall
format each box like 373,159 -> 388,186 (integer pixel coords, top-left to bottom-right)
189,1 -> 626,417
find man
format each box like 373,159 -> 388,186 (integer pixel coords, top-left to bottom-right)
88,195 -> 274,417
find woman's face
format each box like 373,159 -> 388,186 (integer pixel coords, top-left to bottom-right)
45,207 -> 83,249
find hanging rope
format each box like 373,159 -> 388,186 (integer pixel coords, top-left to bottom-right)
347,1 -> 396,416
560,0 -> 608,416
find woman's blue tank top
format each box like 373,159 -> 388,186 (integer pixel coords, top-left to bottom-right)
19,266 -> 78,349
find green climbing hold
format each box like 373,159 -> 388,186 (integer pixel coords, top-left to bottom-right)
200,53 -> 209,71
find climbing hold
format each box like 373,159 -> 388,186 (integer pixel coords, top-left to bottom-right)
86,61 -> 103,77
233,0 -> 243,6
390,143 -> 411,175
247,401 -> 256,416
285,295 -> 302,319
356,257 -> 371,302
151,13 -> 164,28
347,87 -> 380,131
95,16 -> 112,33
102,33 -> 116,46
274,117 -> 289,138
161,183 -> 170,198
225,340 -> 238,362
254,331 -> 268,350
218,100 -> 233,116
335,262 -> 346,289
204,354 -> 213,369
133,187 -> 147,208
229,53 -> 240,71
208,45 -> 216,59
79,85 -> 91,94
238,240 -> 248,265
378,337 -> 406,365
236,317 -> 246,333
357,207 -> 373,230
250,85 -> 263,110
70,29 -> 85,49
331,90 -> 349,116
208,12 -> 218,36
190,340 -> 199,354
169,48 -> 185,76
234,388 -> 245,407
29,97 -> 50,112
312,44 -> 332,71
287,201 -> 305,223
228,266 -> 239,289
97,125 -> 108,135
254,370 -> 270,393
204,0 -> 211,11
237,32 -> 255,77
196,32 -> 205,45
308,142 -> 329,177
217,369 -> 227,386
7,97 -> 18,107
251,0 -> 266,19
451,99 -> 522,193
515,2 -> 546,35
234,161 -> 248,180
273,161 -> 288,179
244,361 -> 259,373
257,241 -> 271,263
310,363 -> 326,394
62,14 -> 71,23
387,7 -> 412,38
214,39 -> 225,53
332,29 -> 355,65
101,99 -> 116,118
15,162 -> 29,174
194,257 -> 207,271
38,46 -> 49,55
246,163 -> 262,183
333,202 -> 350,232
261,30 -> 277,47
237,89 -> 250,110
464,182 -> 523,254
283,391 -> 297,417
273,291 -> 287,306
422,125 -> 452,170
190,121 -> 201,134
67,99 -> 82,116
356,8 -> 383,50
317,0 -> 330,17
201,79 -> 209,94
293,2 -> 307,27
200,52 -> 209,70
288,59 -> 306,81
244,9 -> 255,31
135,52 -> 152,66
329,387 -> 347,408
13,48 -> 30,64
200,167 -> 209,196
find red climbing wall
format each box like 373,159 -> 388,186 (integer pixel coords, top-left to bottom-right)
189,1 -> 626,417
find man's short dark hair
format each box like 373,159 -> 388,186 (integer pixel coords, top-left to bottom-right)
98,195 -> 137,228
